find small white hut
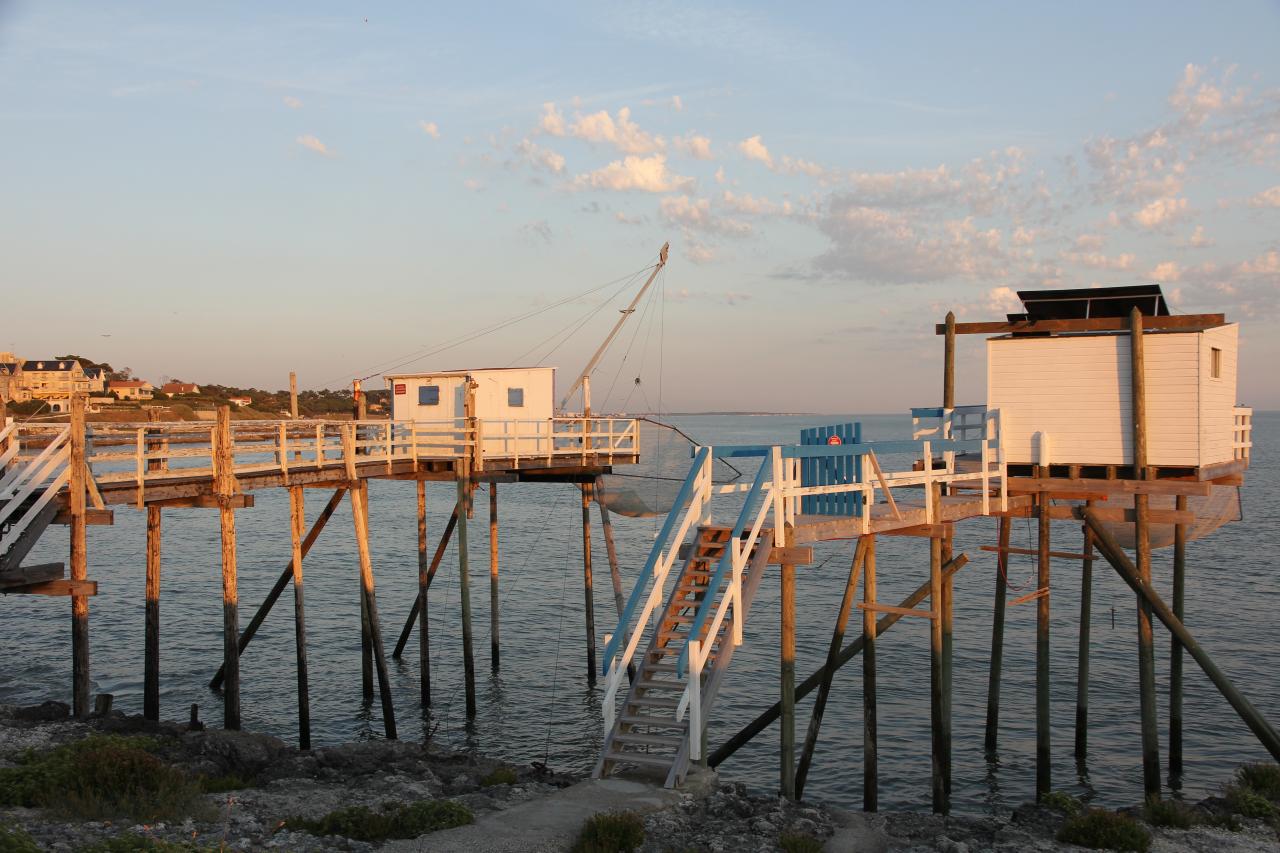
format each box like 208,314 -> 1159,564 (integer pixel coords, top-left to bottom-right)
385,367 -> 556,425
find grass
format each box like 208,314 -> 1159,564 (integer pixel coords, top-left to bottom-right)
1143,797 -> 1198,829
1224,783 -> 1276,820
778,831 -> 824,853
0,824 -> 40,853
1057,808 -> 1152,852
284,799 -> 473,842
480,766 -> 518,787
1041,790 -> 1084,816
75,835 -> 220,852
570,811 -> 646,853
197,773 -> 258,794
1237,763 -> 1280,800
0,735 -> 208,823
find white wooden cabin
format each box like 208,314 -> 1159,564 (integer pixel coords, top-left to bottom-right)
984,286 -> 1246,475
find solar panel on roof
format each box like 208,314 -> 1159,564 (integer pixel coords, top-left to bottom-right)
1015,284 -> 1169,321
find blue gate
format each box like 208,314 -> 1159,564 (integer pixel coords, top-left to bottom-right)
799,422 -> 862,516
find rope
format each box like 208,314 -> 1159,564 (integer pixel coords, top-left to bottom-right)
512,268 -> 650,368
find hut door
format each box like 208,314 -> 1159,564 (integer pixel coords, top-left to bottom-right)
799,422 -> 862,517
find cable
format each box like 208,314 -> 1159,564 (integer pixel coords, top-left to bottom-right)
510,268 -> 649,368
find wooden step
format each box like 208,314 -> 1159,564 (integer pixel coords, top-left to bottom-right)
626,694 -> 682,709
612,731 -> 684,748
619,713 -> 687,729
605,750 -> 675,768
666,612 -> 732,625
645,659 -> 717,673
636,679 -> 687,693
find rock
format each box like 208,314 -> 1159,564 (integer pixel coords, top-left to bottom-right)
11,701 -> 70,722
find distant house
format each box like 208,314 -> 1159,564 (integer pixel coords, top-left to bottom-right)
108,379 -> 155,401
82,368 -> 106,394
21,359 -> 97,412
228,396 -> 252,408
0,360 -> 25,403
161,382 -> 201,397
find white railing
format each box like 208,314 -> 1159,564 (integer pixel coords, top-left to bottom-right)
0,424 -> 71,557
1234,407 -> 1253,461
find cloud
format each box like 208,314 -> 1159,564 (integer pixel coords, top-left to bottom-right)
642,94 -> 684,112
1074,233 -> 1106,251
418,120 -> 440,139
1134,196 -> 1189,229
738,135 -> 773,169
1062,251 -> 1136,271
572,154 -> 694,193
464,178 -> 484,192
295,135 -> 331,156
659,195 -> 751,236
521,220 -> 553,244
568,106 -> 664,154
1168,63 -> 1243,128
1010,227 -> 1037,246
780,155 -> 824,178
1150,261 -> 1181,282
1247,185 -> 1280,208
714,166 -> 726,185
673,133 -> 713,160
721,190 -> 792,217
1181,224 -> 1215,248
515,138 -> 566,174
615,211 -> 646,225
539,102 -> 566,136
685,239 -> 716,264
671,95 -> 684,112
282,95 -> 303,109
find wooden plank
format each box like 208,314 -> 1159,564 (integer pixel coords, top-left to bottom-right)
1008,477 -> 1211,497
1196,457 -> 1248,482
7,579 -> 98,596
52,509 -> 114,525
937,314 -> 1225,335
865,451 -> 901,521
857,602 -> 934,619
881,523 -> 953,538
0,562 -> 65,588
981,545 -> 1091,561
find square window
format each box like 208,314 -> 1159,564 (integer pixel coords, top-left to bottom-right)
508,387 -> 524,407
418,385 -> 440,405
1211,347 -> 1222,379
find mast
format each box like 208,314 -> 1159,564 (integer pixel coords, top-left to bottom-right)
559,242 -> 669,413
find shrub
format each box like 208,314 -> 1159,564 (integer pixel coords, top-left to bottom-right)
0,736 -> 207,823
1057,808 -> 1151,852
1237,763 -> 1280,800
1042,790 -> 1084,816
198,773 -> 257,793
570,810 -> 646,853
778,831 -> 824,853
1143,796 -> 1195,829
480,766 -> 518,787
0,824 -> 39,853
76,835 -> 218,852
1225,783 -> 1276,819
285,799 -> 473,842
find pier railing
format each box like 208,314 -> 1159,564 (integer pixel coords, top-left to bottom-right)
599,413 -> 1006,760
1234,407 -> 1253,461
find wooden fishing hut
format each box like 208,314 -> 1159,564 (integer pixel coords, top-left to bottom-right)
593,284 -> 1266,813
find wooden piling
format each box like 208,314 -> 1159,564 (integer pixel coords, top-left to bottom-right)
289,486 -> 311,749
929,495 -> 946,813
416,480 -> 431,707
984,515 -> 1011,751
863,534 -> 879,812
940,530 -> 954,797
1169,493 -> 1188,781
350,480 -> 397,738
1131,306 -> 1161,797
489,483 -> 500,672
457,475 -> 477,719
781,558 -> 797,801
1035,493 -> 1051,800
1075,499 -> 1095,760
144,505 -> 161,721
595,482 -> 633,680
393,505 -> 459,658
214,406 -> 240,730
289,371 -> 298,419
796,537 -> 868,799
580,484 -> 598,685
69,395 -> 90,718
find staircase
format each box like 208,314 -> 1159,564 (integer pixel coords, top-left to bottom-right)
0,422 -> 71,581
596,523 -> 774,787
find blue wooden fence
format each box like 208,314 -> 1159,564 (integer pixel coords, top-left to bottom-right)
800,422 -> 862,516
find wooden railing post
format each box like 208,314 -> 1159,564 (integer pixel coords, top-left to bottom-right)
1131,306 -> 1161,798
69,394 -> 90,718
214,406 -> 241,730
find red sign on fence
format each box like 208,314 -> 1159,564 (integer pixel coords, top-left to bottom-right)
394,384 -> 406,395
826,434 -> 842,446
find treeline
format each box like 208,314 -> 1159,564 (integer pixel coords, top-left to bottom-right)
170,384 -> 391,416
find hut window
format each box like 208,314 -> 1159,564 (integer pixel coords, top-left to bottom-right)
1211,347 -> 1222,379
508,387 -> 525,407
418,385 -> 440,405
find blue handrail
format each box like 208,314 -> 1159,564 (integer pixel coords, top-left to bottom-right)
677,452 -> 772,678
709,438 -> 966,460
600,445 -> 711,675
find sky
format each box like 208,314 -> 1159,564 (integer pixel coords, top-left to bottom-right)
2,2 -> 1278,413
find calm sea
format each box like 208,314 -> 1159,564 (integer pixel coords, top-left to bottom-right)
2,412 -> 1276,814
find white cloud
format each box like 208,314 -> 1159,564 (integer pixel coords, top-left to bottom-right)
1074,233 -> 1105,251
1182,224 -> 1215,248
674,133 -> 713,160
282,95 -> 303,109
540,102 -> 566,136
1247,185 -> 1280,208
1134,196 -> 1190,229
418,120 -> 441,139
738,135 -> 773,169
721,190 -> 792,217
295,135 -> 331,156
714,166 -> 726,185
572,154 -> 694,193
615,211 -> 645,225
659,195 -> 751,236
780,155 -> 824,178
1150,261 -> 1182,282
1063,251 -> 1136,271
671,95 -> 684,112
985,286 -> 1023,314
464,178 -> 484,192
568,107 -> 664,155
515,138 -> 566,174
685,239 -> 716,264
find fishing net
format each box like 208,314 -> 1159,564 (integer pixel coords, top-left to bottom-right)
595,418 -> 743,517
1096,484 -> 1242,550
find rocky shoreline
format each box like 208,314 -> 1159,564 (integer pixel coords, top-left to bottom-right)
1,702 -> 1278,852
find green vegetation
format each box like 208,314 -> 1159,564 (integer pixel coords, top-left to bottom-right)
1041,790 -> 1084,816
0,735 -> 207,823
1143,796 -> 1197,829
778,831 -> 824,853
1237,763 -> 1280,800
285,799 -> 473,842
197,773 -> 258,794
0,824 -> 40,853
480,766 -> 518,787
1057,808 -> 1151,852
1224,783 -> 1276,819
75,835 -> 219,852
570,810 -> 646,853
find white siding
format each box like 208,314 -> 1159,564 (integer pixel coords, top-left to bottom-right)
987,331 -> 1207,467
1198,324 -> 1239,466
387,367 -> 557,455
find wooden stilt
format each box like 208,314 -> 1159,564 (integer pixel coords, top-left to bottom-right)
69,395 -> 90,719
781,558 -> 797,801
489,483 -> 500,672
210,488 -> 347,689
289,486 -> 311,749
416,480 -> 431,707
1075,499 -> 1095,760
214,406 -> 240,730
796,537 -> 868,798
863,534 -> 879,812
392,506 -> 459,658
1169,493 -> 1188,782
940,530 -> 954,798
457,476 -> 477,719
984,515 -> 1011,751
929,498 -> 947,813
360,564 -> 374,700
144,505 -> 161,721
580,484 -> 598,685
1035,493 -> 1051,800
350,480 -> 397,738
594,480 -> 633,679
1131,306 -> 1161,798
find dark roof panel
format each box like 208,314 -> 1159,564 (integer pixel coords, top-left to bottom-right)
1014,284 -> 1169,321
